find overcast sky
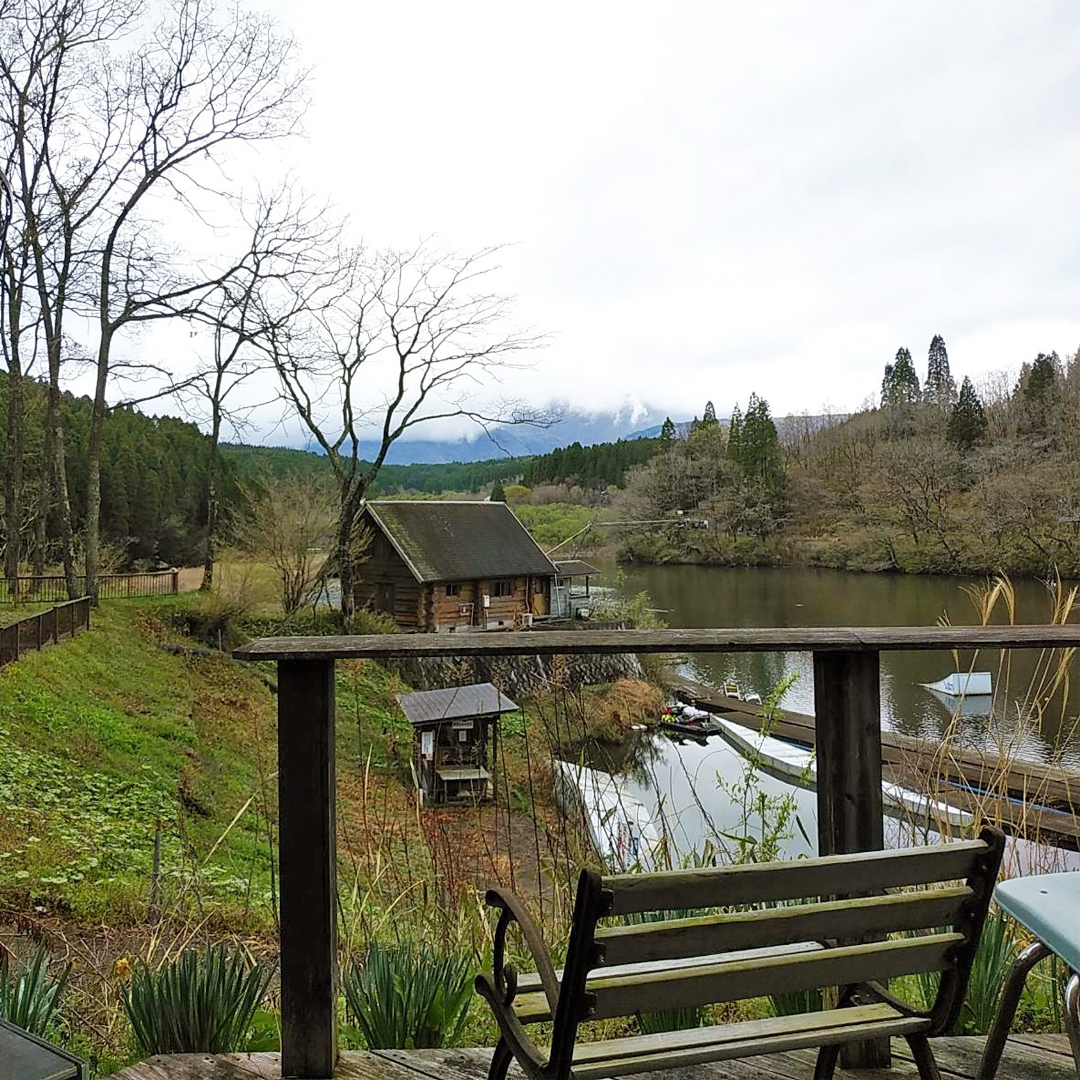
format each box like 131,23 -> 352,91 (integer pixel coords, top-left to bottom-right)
127,0 -> 1080,438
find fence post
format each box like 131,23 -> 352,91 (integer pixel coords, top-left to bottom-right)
813,648 -> 888,1069
278,658 -> 338,1078
171,568 -> 180,595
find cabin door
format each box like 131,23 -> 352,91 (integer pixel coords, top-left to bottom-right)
375,582 -> 395,614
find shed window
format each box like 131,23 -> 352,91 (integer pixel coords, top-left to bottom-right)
445,583 -> 460,597
492,580 -> 513,598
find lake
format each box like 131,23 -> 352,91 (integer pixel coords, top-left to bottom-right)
574,563 -> 1080,867
615,563 -> 1080,765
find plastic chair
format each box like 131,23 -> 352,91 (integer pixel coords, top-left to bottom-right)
977,873 -> 1080,1079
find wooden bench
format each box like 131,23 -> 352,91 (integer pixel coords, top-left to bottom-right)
475,826 -> 1005,1080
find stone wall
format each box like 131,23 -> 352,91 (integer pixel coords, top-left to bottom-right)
391,650 -> 645,697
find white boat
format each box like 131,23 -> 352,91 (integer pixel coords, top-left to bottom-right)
710,716 -> 973,831
920,671 -> 993,697
554,760 -> 662,872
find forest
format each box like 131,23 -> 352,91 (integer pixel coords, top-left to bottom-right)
613,338 -> 1080,578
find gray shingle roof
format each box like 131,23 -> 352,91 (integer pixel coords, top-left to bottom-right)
396,682 -> 519,725
554,559 -> 601,578
364,501 -> 559,583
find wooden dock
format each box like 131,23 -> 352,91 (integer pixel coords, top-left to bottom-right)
668,674 -> 1080,849
108,1035 -> 1078,1079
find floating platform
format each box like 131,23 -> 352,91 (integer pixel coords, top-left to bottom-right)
668,673 -> 1080,849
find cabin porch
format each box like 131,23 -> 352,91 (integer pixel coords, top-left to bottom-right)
108,1034 -> 1079,1079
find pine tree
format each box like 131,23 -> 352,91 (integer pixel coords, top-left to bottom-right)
1020,352 -> 1062,435
737,393 -> 783,490
489,480 -> 506,502
946,377 -> 988,452
880,363 -> 895,408
701,401 -> 719,428
659,417 -> 676,442
925,335 -> 957,407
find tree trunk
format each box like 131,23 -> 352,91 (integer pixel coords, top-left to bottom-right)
3,367 -> 23,600
85,327 -> 113,605
200,409 -> 222,591
335,477 -> 365,625
47,339 -> 78,599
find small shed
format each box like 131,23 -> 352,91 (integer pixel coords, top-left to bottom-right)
396,682 -> 519,804
552,559 -> 601,619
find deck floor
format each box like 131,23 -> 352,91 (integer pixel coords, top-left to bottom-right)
109,1035 -> 1076,1079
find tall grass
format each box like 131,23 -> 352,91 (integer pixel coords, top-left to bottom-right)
0,945 -> 69,1037
121,944 -> 274,1054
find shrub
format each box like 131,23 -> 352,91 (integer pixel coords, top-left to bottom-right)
0,945 -> 69,1037
342,943 -> 473,1049
121,944 -> 274,1054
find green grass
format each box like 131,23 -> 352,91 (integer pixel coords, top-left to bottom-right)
0,600 -> 278,922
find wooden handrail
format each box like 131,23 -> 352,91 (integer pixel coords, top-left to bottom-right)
233,623 -> 1080,661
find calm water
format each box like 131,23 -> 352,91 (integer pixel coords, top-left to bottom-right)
615,563 -> 1080,765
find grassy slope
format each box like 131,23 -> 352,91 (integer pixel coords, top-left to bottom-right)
0,601 -> 283,922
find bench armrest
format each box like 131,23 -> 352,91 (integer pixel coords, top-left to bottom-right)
484,887 -> 561,1016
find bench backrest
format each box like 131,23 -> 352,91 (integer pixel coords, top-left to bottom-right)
548,827 -> 1004,1076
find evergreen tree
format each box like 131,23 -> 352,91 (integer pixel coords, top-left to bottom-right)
735,394 -> 783,491
1020,352 -> 1062,435
489,480 -> 506,502
701,401 -> 719,428
659,417 -> 676,442
946,377 -> 988,452
726,405 -> 742,462
925,335 -> 957,407
882,347 -> 921,407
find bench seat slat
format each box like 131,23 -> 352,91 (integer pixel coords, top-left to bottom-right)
595,886 -> 972,967
588,932 -> 963,1018
602,839 -> 988,914
569,1013 -> 931,1080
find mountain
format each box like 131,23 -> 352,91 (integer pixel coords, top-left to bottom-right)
339,405 -> 676,464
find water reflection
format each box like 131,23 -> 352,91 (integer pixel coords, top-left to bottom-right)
598,730 -> 1079,874
614,564 -> 1080,765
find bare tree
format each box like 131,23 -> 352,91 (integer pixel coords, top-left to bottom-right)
237,472 -> 335,615
265,242 -> 545,623
174,188 -> 341,590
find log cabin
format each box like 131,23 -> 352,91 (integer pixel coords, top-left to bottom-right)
354,500 -> 560,631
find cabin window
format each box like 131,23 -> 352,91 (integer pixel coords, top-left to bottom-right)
492,580 -> 513,598
445,583 -> 460,597
532,579 -> 545,594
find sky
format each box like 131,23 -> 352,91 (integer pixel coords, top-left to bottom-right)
117,0 -> 1080,441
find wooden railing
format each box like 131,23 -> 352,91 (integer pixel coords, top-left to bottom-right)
0,597 -> 91,668
0,569 -> 180,604
232,625 -> 1080,1079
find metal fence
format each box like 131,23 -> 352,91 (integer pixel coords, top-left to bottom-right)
0,570 -> 180,604
0,597 -> 91,668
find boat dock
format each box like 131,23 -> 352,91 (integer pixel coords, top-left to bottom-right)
667,673 -> 1080,849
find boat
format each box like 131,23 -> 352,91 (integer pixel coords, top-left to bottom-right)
709,715 -> 973,831
553,760 -> 662,872
920,671 -> 993,697
658,702 -> 720,738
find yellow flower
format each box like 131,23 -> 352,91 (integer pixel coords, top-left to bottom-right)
114,957 -> 132,981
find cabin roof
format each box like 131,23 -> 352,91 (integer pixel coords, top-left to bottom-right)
396,682 -> 519,725
364,500 -> 559,583
554,559 -> 601,578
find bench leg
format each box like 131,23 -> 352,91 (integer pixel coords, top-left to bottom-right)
906,1034 -> 942,1080
1065,972 -> 1080,1080
813,1044 -> 840,1080
976,940 -> 1051,1080
488,1035 -> 513,1080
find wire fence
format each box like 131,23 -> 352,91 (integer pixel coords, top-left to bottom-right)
0,569 -> 180,604
0,597 -> 91,668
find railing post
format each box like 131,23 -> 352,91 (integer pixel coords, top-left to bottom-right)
171,568 -> 180,595
813,648 -> 888,1070
278,658 -> 338,1078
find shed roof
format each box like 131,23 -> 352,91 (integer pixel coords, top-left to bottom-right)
396,682 -> 519,726
554,559 -> 601,578
364,500 -> 559,583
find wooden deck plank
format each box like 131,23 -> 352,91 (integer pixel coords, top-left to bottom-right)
107,1037 -> 1076,1079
